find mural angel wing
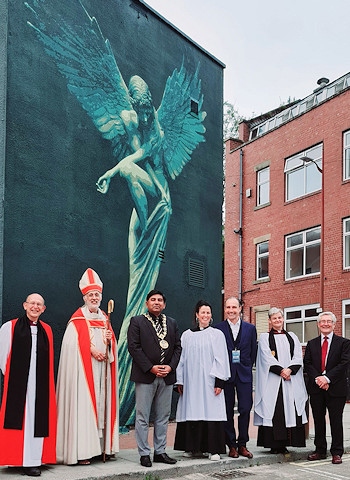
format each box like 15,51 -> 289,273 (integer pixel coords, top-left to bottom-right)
25,0 -> 134,159
157,63 -> 207,180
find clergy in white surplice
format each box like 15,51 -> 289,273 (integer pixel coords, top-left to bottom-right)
254,307 -> 308,454
174,300 -> 230,460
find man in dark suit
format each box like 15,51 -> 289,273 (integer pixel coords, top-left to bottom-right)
215,296 -> 257,459
304,311 -> 350,465
127,289 -> 181,468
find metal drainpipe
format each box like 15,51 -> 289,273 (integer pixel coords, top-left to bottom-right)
238,148 -> 243,303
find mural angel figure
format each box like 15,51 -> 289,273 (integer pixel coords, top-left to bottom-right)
26,0 -> 207,426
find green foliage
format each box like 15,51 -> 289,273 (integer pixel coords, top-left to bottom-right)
223,101 -> 244,140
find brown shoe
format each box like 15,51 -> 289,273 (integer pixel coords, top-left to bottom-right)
228,447 -> 239,458
238,446 -> 253,459
332,455 -> 342,464
307,451 -> 327,461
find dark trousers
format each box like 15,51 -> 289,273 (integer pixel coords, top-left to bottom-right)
309,391 -> 346,456
223,378 -> 252,448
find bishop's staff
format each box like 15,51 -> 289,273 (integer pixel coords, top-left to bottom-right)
102,299 -> 114,463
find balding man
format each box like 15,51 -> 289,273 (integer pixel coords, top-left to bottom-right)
0,294 -> 56,477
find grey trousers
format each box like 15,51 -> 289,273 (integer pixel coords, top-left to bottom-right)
135,378 -> 173,456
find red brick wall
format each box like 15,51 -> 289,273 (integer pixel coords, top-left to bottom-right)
224,89 -> 350,337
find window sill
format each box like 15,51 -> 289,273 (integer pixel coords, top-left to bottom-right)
253,277 -> 270,285
254,202 -> 271,211
284,273 -> 320,283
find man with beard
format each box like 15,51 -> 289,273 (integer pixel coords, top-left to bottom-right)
56,269 -> 119,465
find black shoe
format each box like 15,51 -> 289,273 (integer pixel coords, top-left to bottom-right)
153,452 -> 177,464
23,467 -> 41,477
140,455 -> 152,467
270,447 -> 289,454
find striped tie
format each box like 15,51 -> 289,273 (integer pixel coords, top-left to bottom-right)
155,317 -> 165,364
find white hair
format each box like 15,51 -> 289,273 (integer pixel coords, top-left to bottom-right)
268,307 -> 283,318
317,311 -> 336,323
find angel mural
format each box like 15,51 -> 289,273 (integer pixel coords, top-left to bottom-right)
26,0 -> 207,426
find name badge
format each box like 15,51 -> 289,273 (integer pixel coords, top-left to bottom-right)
232,349 -> 240,363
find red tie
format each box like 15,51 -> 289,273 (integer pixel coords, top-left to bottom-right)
321,336 -> 328,372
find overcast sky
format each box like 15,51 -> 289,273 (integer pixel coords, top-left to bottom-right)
144,0 -> 350,118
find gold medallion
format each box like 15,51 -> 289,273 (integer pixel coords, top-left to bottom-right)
160,339 -> 169,349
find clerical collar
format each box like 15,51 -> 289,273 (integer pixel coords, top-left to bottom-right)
26,314 -> 39,326
191,325 -> 209,332
271,328 -> 284,334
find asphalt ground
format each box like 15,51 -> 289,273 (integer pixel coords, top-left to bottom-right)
2,403 -> 350,480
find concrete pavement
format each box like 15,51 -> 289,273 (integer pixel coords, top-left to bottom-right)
2,403 -> 350,479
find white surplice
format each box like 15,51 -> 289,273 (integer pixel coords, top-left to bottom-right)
176,327 -> 230,422
254,332 -> 308,427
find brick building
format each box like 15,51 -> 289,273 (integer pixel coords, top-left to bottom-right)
225,73 -> 350,344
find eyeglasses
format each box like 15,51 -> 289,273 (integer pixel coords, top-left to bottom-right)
318,320 -> 333,325
26,301 -> 44,307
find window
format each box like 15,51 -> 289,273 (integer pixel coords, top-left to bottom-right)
255,308 -> 269,338
256,241 -> 269,280
343,218 -> 350,269
343,130 -> 350,180
342,300 -> 350,338
285,144 -> 322,201
285,305 -> 319,344
285,226 -> 320,280
257,167 -> 270,206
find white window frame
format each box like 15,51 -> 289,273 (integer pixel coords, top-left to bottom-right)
342,299 -> 350,338
256,241 -> 269,280
284,304 -> 320,345
257,166 -> 270,206
285,226 -> 321,280
343,130 -> 350,180
284,144 -> 323,201
343,217 -> 350,270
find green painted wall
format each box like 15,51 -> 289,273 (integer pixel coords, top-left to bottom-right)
1,0 -> 224,424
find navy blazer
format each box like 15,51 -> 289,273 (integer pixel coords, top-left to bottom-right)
127,314 -> 182,385
215,319 -> 257,383
304,334 -> 350,397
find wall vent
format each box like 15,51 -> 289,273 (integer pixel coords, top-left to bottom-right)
188,258 -> 205,288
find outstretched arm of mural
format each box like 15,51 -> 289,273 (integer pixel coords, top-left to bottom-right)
96,147 -> 153,193
96,142 -> 161,230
